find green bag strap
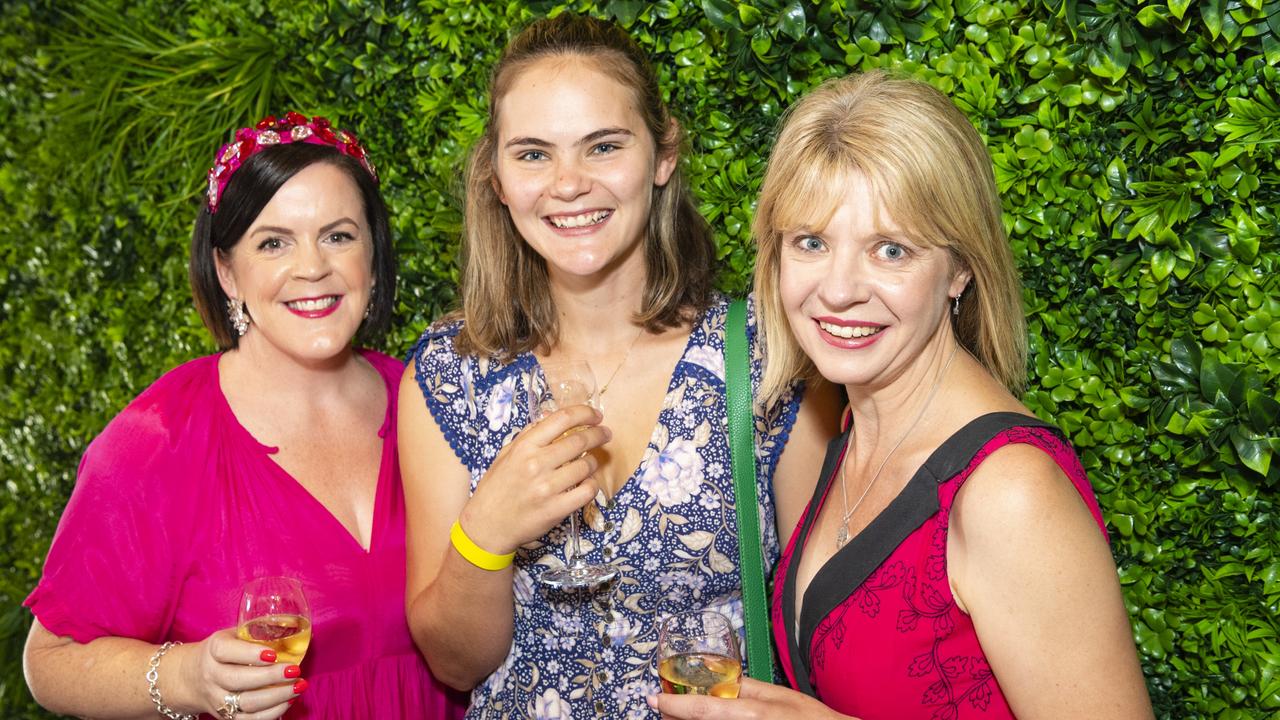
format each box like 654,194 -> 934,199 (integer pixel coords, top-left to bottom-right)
724,298 -> 775,681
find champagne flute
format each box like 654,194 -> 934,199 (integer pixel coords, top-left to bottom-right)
656,610 -> 742,698
236,576 -> 312,664
528,360 -> 619,590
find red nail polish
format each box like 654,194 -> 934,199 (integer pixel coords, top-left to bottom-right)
293,679 -> 309,694
284,664 -> 302,679
289,697 -> 298,705
259,648 -> 277,663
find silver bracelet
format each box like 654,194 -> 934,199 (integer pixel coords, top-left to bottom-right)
145,641 -> 196,720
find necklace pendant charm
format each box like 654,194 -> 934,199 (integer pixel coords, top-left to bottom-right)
835,525 -> 848,549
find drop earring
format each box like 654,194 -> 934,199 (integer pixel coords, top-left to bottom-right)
227,297 -> 250,336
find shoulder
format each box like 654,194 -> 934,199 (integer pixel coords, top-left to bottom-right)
407,317 -> 465,367
951,435 -> 1104,549
80,355 -> 222,494
96,355 -> 219,444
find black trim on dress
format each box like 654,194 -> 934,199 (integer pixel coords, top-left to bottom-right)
781,412 -> 1058,698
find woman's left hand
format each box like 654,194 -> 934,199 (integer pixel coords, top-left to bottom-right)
647,678 -> 860,720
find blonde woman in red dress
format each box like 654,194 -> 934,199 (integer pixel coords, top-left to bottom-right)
652,71 -> 1152,720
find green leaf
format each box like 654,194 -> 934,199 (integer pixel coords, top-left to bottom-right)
699,0 -> 737,31
776,1 -> 807,41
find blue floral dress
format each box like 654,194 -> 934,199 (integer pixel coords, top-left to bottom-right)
409,295 -> 802,719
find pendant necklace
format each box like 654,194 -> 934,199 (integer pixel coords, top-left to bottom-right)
596,325 -> 645,400
835,343 -> 959,550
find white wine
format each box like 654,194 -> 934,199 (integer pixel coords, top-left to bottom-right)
658,652 -> 742,698
237,613 -> 312,664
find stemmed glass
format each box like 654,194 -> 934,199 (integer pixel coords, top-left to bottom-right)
236,576 -> 312,664
528,360 -> 619,590
656,610 -> 742,698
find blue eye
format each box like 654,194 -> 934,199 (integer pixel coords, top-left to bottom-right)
591,142 -> 619,155
517,150 -> 547,161
878,242 -> 907,260
796,235 -> 825,252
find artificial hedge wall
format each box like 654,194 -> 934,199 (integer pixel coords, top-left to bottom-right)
1,0 -> 1277,717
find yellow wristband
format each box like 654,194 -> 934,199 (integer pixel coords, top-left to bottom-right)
450,520 -> 515,571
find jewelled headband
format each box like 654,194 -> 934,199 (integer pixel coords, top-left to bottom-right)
206,111 -> 378,212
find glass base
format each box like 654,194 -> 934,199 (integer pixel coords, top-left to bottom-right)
538,562 -> 619,591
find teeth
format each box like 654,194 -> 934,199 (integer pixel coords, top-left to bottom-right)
819,320 -> 881,339
287,297 -> 337,311
549,210 -> 610,228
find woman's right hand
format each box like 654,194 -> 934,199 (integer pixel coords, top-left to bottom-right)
459,403 -> 610,555
175,628 -> 306,719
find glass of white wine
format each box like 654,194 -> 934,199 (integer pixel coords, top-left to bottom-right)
528,360 -> 619,591
657,610 -> 742,698
237,576 -> 312,664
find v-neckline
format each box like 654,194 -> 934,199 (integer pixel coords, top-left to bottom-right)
779,411 -> 1056,696
212,350 -> 392,555
524,298 -> 719,513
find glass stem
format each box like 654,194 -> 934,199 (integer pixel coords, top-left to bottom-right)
568,510 -> 584,567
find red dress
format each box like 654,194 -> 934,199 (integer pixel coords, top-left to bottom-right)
771,413 -> 1108,720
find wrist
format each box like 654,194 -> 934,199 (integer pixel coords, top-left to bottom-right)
457,506 -> 517,556
146,642 -> 197,720
451,519 -> 515,571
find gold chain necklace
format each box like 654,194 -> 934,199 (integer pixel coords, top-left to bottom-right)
597,325 -> 645,398
835,344 -> 959,549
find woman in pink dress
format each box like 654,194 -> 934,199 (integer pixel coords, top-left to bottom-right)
651,72 -> 1153,719
23,113 -> 464,720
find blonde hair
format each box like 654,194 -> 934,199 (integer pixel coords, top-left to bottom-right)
453,13 -> 714,358
754,70 -> 1026,402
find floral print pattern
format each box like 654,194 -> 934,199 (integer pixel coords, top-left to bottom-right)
410,296 -> 800,719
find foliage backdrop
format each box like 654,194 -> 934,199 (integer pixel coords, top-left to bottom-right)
2,0 -> 1278,717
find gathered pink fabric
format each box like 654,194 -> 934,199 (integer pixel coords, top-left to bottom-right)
25,350 -> 464,719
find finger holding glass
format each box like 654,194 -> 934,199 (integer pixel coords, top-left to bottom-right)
529,360 -> 620,590
657,611 -> 742,698
237,577 -> 312,665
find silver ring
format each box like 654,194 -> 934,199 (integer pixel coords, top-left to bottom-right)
216,691 -> 241,720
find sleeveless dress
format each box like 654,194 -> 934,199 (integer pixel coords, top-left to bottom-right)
409,295 -> 802,719
25,350 -> 465,719
771,413 -> 1108,720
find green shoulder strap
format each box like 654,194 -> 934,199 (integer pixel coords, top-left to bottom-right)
724,298 -> 775,681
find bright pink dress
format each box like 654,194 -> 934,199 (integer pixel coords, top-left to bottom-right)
771,413 -> 1108,720
25,350 -> 465,720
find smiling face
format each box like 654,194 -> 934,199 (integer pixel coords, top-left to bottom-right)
779,171 -> 971,392
215,161 -> 374,366
492,56 -> 676,286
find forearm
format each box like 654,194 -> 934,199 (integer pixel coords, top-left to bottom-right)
25,625 -> 204,719
408,549 -> 516,691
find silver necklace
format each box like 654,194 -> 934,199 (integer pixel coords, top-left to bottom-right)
596,325 -> 645,398
835,344 -> 959,549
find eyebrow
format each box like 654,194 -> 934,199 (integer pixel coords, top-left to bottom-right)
503,127 -> 634,149
250,217 -> 359,236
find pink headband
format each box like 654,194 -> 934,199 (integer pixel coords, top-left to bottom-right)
205,111 -> 378,212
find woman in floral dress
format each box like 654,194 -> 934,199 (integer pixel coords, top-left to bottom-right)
398,13 -> 836,720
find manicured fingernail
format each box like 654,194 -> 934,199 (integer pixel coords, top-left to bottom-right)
288,697 -> 298,705
284,664 -> 302,678
293,679 -> 309,694
259,648 -> 277,663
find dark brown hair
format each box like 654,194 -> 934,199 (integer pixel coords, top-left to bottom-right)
190,142 -> 394,349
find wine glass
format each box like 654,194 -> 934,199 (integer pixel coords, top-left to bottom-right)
656,610 -> 742,698
236,576 -> 312,664
528,360 -> 619,590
